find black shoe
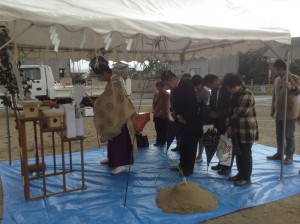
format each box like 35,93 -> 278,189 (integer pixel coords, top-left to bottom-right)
211,163 -> 222,171
266,153 -> 282,160
227,174 -> 240,181
218,168 -> 231,175
234,179 -> 251,186
171,147 -> 180,152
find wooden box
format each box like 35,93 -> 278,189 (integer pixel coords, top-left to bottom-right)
24,104 -> 39,118
42,108 -> 65,128
23,102 -> 39,118
45,115 -> 63,128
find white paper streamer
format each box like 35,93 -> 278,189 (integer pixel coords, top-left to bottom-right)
49,25 -> 54,34
80,29 -> 86,49
103,33 -> 111,43
104,37 -> 112,50
103,33 -> 112,50
125,38 -> 133,51
73,84 -> 85,105
51,33 -> 58,45
49,25 -> 59,51
54,38 -> 60,52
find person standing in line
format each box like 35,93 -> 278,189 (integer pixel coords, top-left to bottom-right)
182,73 -> 193,85
203,74 -> 231,174
161,70 -> 199,177
266,59 -> 300,164
90,56 -> 137,175
169,73 -> 192,152
152,80 -> 170,147
223,73 -> 258,186
191,74 -> 210,162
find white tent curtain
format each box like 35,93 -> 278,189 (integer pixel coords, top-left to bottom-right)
0,0 -> 291,62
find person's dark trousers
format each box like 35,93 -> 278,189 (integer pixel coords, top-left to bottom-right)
275,119 -> 296,158
154,117 -> 168,145
235,142 -> 253,180
227,133 -> 239,169
176,132 -> 182,149
179,126 -> 198,174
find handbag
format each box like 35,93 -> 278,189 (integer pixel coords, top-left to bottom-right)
216,133 -> 233,166
135,132 -> 149,148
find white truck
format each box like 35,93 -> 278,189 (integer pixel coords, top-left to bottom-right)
18,65 -> 132,105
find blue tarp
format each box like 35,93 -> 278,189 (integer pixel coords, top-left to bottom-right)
0,143 -> 299,224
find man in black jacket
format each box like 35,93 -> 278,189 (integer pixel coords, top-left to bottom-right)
162,70 -> 199,176
203,74 -> 232,174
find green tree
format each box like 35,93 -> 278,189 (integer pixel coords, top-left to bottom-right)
238,50 -> 269,85
0,26 -> 31,108
140,59 -> 170,80
290,59 -> 300,75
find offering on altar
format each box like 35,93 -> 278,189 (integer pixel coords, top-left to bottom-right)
42,108 -> 64,128
21,99 -> 40,118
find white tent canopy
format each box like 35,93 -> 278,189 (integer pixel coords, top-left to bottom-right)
0,0 -> 291,62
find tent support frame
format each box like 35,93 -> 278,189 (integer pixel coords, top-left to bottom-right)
264,42 -> 292,181
0,24 -> 34,51
279,49 -> 291,181
5,92 -> 12,165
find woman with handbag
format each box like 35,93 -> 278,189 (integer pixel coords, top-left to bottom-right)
223,73 -> 258,186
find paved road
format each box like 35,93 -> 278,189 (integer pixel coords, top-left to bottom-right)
255,95 -> 272,107
129,94 -> 300,107
131,93 -> 273,107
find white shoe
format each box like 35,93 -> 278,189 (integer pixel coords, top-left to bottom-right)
111,166 -> 128,175
100,158 -> 109,164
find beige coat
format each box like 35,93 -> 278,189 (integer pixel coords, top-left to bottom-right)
93,74 -> 137,157
271,73 -> 300,120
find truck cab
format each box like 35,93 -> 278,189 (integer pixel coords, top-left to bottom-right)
20,65 -> 55,100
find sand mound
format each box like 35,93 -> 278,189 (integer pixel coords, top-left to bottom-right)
156,181 -> 218,214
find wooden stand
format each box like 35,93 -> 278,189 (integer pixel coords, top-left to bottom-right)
18,114 -> 86,200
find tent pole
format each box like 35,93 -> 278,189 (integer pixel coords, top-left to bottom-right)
263,42 -> 286,61
5,92 -> 12,165
0,24 -> 34,51
279,49 -> 291,181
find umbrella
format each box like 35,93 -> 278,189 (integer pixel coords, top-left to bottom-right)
202,128 -> 220,169
166,120 -> 181,153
